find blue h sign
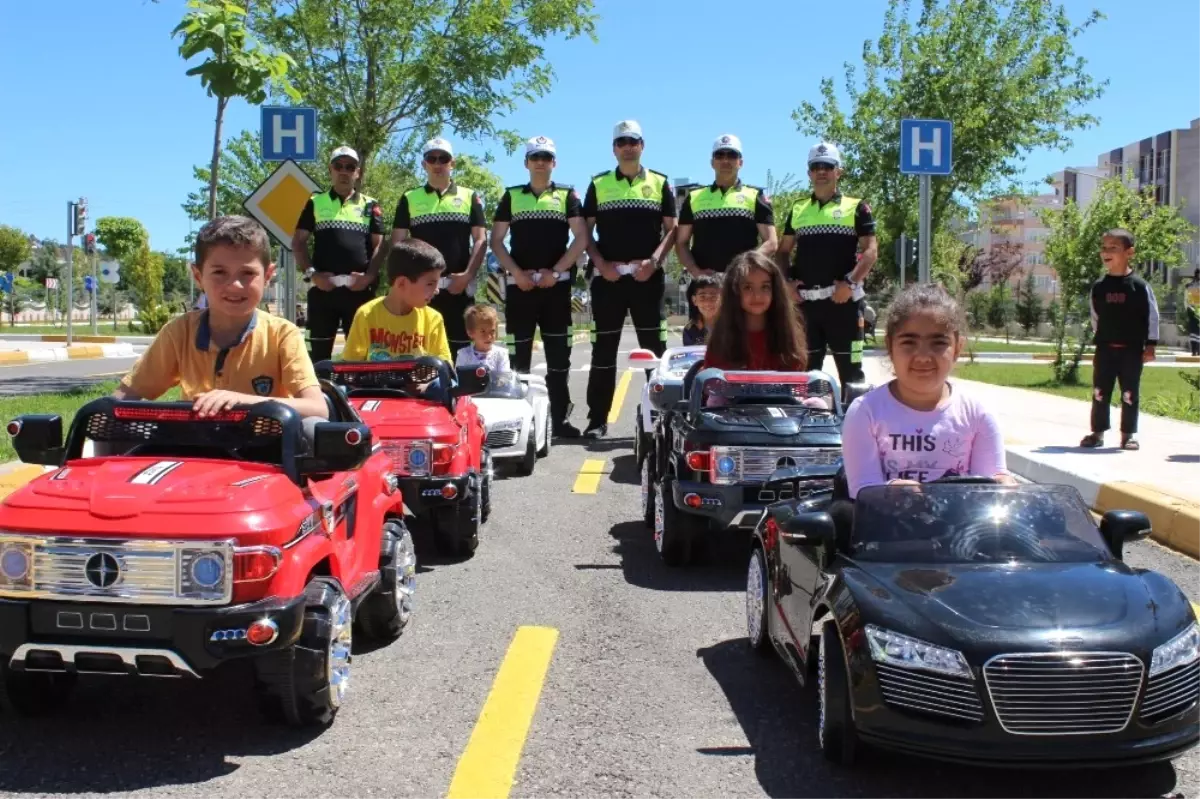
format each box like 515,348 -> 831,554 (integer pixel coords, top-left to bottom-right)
900,119 -> 953,175
261,106 -> 319,162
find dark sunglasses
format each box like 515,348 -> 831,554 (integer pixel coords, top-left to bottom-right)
614,137 -> 642,148
527,152 -> 554,162
713,149 -> 740,160
425,153 -> 452,165
331,160 -> 358,172
809,162 -> 837,172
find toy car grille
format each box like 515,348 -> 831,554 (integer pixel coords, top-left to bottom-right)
335,365 -> 439,390
983,652 -> 1142,735
486,430 -> 519,449
1140,660 -> 1200,724
876,664 -> 984,723
739,448 -> 842,481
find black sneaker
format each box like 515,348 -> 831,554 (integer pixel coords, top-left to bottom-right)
553,421 -> 582,439
583,423 -> 608,439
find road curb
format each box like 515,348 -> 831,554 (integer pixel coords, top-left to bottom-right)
0,344 -> 135,364
1006,447 -> 1199,559
41,334 -> 120,344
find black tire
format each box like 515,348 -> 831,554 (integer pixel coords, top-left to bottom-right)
634,413 -> 644,464
1,664 -> 76,716
818,621 -> 858,766
517,432 -> 537,476
480,454 -> 493,525
746,545 -> 772,655
436,480 -> 480,558
255,577 -> 353,728
640,453 -> 656,529
537,415 -> 551,458
655,479 -> 698,567
357,520 -> 416,642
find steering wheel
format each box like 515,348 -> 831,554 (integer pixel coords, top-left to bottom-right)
931,475 -> 999,485
681,359 -> 707,401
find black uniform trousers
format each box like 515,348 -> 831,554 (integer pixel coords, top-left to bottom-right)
505,278 -> 574,425
1091,344 -> 1144,436
1188,310 -> 1199,356
587,270 -> 666,427
431,286 -> 474,362
798,297 -> 866,386
307,285 -> 375,362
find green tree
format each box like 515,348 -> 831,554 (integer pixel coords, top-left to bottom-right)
930,227 -> 971,296
450,155 -> 506,221
183,129 -> 275,222
162,253 -> 193,303
247,0 -> 598,174
25,240 -> 63,285
94,217 -> 150,265
793,0 -> 1106,272
0,225 -> 32,276
173,0 -> 300,220
985,280 -> 1015,340
1014,270 -> 1043,335
1040,176 -> 1195,381
126,243 -> 166,310
965,289 -> 991,330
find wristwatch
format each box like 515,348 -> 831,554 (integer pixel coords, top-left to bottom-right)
842,272 -> 861,290
303,267 -> 315,283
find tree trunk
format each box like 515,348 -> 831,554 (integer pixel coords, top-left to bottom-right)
208,94 -> 228,221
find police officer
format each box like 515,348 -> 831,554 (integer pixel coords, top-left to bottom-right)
385,137 -> 487,360
582,120 -> 677,438
491,136 -> 589,438
292,146 -> 385,361
776,141 -> 878,385
676,134 -> 775,277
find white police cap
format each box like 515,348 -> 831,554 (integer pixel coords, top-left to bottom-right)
612,120 -> 643,141
808,141 -> 841,166
526,135 -> 556,156
712,134 -> 743,155
423,137 -> 454,157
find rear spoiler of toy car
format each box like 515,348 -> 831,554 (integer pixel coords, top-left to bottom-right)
628,348 -> 660,367
314,357 -> 490,410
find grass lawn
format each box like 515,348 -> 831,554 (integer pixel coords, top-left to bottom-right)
865,339 -> 1089,354
955,363 -> 1199,424
0,381 -> 181,463
0,322 -> 131,336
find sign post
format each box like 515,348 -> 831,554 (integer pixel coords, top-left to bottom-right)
900,119 -> 954,284
242,159 -> 320,323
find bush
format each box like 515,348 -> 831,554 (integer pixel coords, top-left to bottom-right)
136,303 -> 172,335
966,290 -> 991,330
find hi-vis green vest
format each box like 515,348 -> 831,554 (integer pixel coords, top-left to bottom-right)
507,184 -> 573,222
687,184 -> 760,220
589,168 -> 670,263
403,184 -> 476,226
785,194 -> 862,286
590,169 -> 668,213
311,190 -> 376,233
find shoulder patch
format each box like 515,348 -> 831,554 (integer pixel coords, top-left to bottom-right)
647,169 -> 670,179
555,183 -> 574,191
504,184 -> 525,193
592,169 -> 613,180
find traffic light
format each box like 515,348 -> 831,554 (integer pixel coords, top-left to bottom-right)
73,197 -> 88,236
906,237 -> 918,267
84,233 -> 96,255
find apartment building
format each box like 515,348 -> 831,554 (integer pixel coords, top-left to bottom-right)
969,193 -> 1061,298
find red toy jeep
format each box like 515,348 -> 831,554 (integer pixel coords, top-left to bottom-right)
317,357 -> 491,559
0,383 -> 414,728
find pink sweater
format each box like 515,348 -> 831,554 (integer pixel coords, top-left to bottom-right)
842,381 -> 1008,499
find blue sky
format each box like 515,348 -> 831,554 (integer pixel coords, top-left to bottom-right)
2,0 -> 1197,254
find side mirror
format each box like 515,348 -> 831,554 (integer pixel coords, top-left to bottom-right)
453,365 -> 490,397
780,511 -> 836,547
843,381 -> 872,408
628,349 -> 660,368
1099,509 -> 1152,560
301,422 -> 373,475
7,415 -> 65,466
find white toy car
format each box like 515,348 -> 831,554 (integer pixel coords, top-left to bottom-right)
473,371 -> 551,476
629,345 -> 707,466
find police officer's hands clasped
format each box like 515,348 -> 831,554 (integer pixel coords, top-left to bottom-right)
832,280 -> 854,304
311,272 -> 337,292
511,268 -> 537,292
446,272 -> 472,295
595,257 -> 621,282
633,259 -> 656,282
349,272 -> 372,292
536,269 -> 557,289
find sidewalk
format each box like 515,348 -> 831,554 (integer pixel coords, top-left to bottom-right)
0,340 -> 136,364
863,357 -> 1200,558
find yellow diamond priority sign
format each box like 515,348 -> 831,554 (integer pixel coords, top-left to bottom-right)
243,159 -> 320,251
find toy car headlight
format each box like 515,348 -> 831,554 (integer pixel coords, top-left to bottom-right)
1150,622 -> 1200,677
710,447 -> 741,485
865,624 -> 973,680
0,541 -> 33,589
178,547 -> 232,600
406,440 -> 432,477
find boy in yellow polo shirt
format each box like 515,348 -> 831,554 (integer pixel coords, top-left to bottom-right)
341,238 -> 453,363
115,216 -> 328,420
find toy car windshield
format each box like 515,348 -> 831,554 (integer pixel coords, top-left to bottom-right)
849,483 -> 1110,565
701,371 -> 836,410
664,350 -> 704,378
475,370 -> 524,400
326,357 -> 450,402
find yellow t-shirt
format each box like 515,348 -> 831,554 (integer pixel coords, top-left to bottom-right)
119,309 -> 319,400
342,297 -> 452,362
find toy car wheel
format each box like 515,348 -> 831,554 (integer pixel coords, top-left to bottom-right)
358,520 -> 416,641
537,414 -> 551,458
480,453 -> 493,524
1,664 -> 76,717
436,479 -> 480,558
255,577 -> 354,728
517,431 -> 537,476
640,454 -> 656,529
746,546 -> 772,655
817,621 -> 858,766
654,479 -> 694,567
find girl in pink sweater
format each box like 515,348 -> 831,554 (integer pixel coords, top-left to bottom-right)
841,284 -> 1015,498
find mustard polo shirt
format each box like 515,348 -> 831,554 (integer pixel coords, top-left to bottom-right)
119,309 -> 320,401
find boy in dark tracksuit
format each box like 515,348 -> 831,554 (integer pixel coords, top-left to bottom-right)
1081,229 -> 1160,451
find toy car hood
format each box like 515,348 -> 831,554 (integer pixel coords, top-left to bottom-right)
474,397 -> 532,428
0,457 -> 308,541
349,398 -> 462,441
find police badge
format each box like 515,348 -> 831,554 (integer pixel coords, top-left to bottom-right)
641,185 -> 652,198
251,375 -> 274,395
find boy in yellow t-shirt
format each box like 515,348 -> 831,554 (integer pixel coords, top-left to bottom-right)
115,216 -> 327,420
342,238 -> 453,363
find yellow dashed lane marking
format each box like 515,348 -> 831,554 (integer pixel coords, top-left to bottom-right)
446,625 -> 559,799
572,459 -> 606,494
0,465 -> 50,500
608,368 -> 634,424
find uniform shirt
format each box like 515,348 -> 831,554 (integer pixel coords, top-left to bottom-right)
841,382 -> 1007,499
678,181 -> 774,272
393,182 -> 487,275
342,297 -> 452,362
295,189 -> 385,274
783,192 -> 875,288
1089,272 -> 1160,347
493,183 -> 583,271
583,167 -> 677,264
119,310 -> 318,401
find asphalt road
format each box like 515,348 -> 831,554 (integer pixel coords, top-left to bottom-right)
0,355 -> 141,395
0,329 -> 1196,799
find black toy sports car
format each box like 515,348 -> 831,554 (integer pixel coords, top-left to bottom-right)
747,476 -> 1200,768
